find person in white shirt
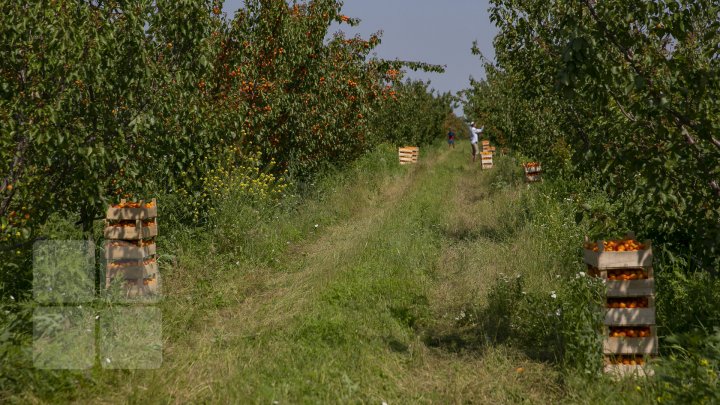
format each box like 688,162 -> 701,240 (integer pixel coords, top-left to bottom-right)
469,122 -> 484,162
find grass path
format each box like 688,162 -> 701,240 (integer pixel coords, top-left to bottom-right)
76,144 -> 564,404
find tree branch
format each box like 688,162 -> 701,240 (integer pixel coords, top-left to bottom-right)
612,97 -> 637,123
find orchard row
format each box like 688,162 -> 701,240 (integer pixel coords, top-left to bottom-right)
0,0 -> 453,297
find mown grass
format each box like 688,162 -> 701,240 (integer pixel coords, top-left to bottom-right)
5,142 -> 659,404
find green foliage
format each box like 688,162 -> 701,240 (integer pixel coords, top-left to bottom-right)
0,0 -> 450,302
656,262 -> 720,336
464,0 -> 720,271
653,329 -> 720,404
464,7 -> 720,385
479,269 -> 605,373
558,272 -> 606,373
372,80 -> 453,147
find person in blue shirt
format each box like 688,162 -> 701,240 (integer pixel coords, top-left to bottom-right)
447,129 -> 456,148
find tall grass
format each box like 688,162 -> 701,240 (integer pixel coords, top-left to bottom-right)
4,143 -> 714,403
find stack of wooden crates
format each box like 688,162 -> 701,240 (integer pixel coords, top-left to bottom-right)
398,146 -> 419,165
480,140 -> 494,169
104,199 -> 160,298
523,162 -> 542,183
584,234 -> 657,376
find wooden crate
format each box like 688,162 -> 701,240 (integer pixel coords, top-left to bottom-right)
603,327 -> 658,355
482,146 -> 496,152
106,273 -> 161,299
588,265 -> 655,298
588,267 -> 654,297
583,241 -> 653,269
398,147 -> 419,165
106,259 -> 158,280
105,241 -> 156,260
523,164 -> 542,174
588,266 -> 654,279
106,198 -> 157,220
607,279 -> 655,297
104,220 -> 158,240
481,152 -> 493,169
481,140 -> 490,147
604,354 -> 654,375
605,308 -> 656,326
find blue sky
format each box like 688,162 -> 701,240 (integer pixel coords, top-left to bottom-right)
223,0 -> 498,116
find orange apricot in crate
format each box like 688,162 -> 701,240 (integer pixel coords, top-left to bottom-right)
606,297 -> 649,309
607,269 -> 647,281
609,326 -> 651,338
586,238 -> 647,252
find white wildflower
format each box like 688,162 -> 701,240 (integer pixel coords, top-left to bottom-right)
550,291 -> 557,299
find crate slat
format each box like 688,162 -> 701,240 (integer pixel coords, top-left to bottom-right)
603,336 -> 658,355
604,308 -> 656,326
106,260 -> 158,280
105,242 -> 156,260
104,223 -> 158,240
590,267 -> 654,280
606,279 -> 654,297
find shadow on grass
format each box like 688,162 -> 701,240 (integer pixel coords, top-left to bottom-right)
440,225 -> 517,244
420,276 -> 562,364
422,327 -> 485,354
385,337 -> 410,353
466,191 -> 488,203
